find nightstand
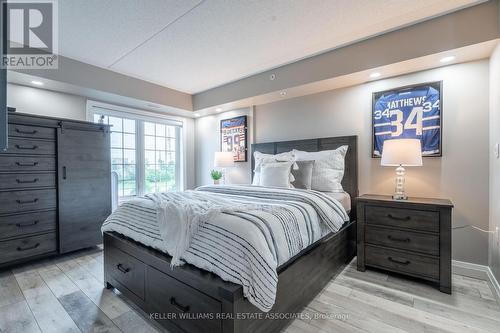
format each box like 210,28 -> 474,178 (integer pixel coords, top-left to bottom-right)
356,194 -> 453,293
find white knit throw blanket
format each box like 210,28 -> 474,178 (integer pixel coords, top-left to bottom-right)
145,191 -> 263,267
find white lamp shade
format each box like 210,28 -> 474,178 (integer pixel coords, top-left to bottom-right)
214,151 -> 235,167
381,139 -> 423,167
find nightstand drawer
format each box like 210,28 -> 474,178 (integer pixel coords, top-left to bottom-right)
365,225 -> 439,256
365,245 -> 439,280
365,205 -> 439,233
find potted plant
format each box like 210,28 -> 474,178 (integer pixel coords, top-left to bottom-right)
211,170 -> 223,185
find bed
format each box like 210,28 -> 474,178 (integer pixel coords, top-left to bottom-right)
103,135 -> 358,333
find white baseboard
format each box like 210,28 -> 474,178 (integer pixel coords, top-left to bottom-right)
453,260 -> 500,301
452,260 -> 489,280
487,267 -> 500,302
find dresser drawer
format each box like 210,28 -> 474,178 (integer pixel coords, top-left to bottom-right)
0,189 -> 57,214
9,124 -> 55,140
0,211 -> 56,240
365,205 -> 439,233
4,138 -> 56,155
365,245 -> 439,280
147,266 -> 222,333
0,173 -> 55,190
0,232 -> 57,264
105,246 -> 145,299
365,225 -> 439,256
0,156 -> 56,172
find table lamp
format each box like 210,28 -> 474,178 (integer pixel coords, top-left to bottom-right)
381,139 -> 423,200
214,152 -> 235,184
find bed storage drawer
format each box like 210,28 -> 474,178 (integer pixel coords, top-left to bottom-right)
146,266 -> 222,333
0,232 -> 57,264
105,246 -> 145,299
365,205 -> 439,232
365,245 -> 439,280
0,210 -> 56,240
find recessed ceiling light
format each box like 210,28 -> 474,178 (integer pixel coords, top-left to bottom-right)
440,56 -> 455,63
31,80 -> 44,86
215,108 -> 222,112
280,91 -> 287,96
369,72 -> 381,79
193,113 -> 200,117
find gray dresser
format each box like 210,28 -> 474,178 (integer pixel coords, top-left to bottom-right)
0,112 -> 111,268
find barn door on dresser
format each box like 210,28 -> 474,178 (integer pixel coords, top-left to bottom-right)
57,125 -> 111,253
0,52 -> 6,151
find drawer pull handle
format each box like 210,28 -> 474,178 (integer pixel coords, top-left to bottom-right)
15,144 -> 38,150
16,162 -> 39,167
16,199 -> 39,204
387,235 -> 410,243
16,178 -> 39,184
387,214 -> 411,221
15,128 -> 38,135
116,264 -> 130,274
16,220 -> 39,228
388,257 -> 410,265
170,297 -> 190,313
17,243 -> 40,251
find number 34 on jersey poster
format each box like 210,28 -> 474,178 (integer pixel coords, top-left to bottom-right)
372,81 -> 442,157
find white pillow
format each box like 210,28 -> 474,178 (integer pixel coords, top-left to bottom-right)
293,145 -> 348,192
259,162 -> 294,188
252,151 -> 294,185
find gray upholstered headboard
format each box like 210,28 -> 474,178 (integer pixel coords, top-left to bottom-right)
251,135 -> 359,203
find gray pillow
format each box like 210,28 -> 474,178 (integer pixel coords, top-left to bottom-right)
260,161 -> 294,188
291,160 -> 315,189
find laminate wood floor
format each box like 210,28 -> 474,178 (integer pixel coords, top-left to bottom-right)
0,246 -> 499,333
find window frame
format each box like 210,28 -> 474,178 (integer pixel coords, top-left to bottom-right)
106,115 -> 138,197
87,101 -> 183,198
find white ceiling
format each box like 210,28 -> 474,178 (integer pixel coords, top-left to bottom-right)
59,0 -> 482,94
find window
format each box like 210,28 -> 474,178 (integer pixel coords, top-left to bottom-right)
90,105 -> 182,198
144,122 -> 178,193
94,114 -> 137,197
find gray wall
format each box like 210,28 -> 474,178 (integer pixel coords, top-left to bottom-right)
7,83 -> 87,120
183,117 -> 196,190
195,108 -> 253,187
489,43 -> 500,280
254,60 -> 490,265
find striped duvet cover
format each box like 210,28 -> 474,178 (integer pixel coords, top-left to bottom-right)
101,185 -> 349,311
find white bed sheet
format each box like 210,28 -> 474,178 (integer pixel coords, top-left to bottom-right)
322,191 -> 351,212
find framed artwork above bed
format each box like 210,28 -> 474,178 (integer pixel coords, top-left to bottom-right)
220,115 -> 247,162
372,81 -> 443,157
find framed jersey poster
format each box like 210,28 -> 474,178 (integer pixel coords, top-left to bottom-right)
220,115 -> 247,162
372,81 -> 442,157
